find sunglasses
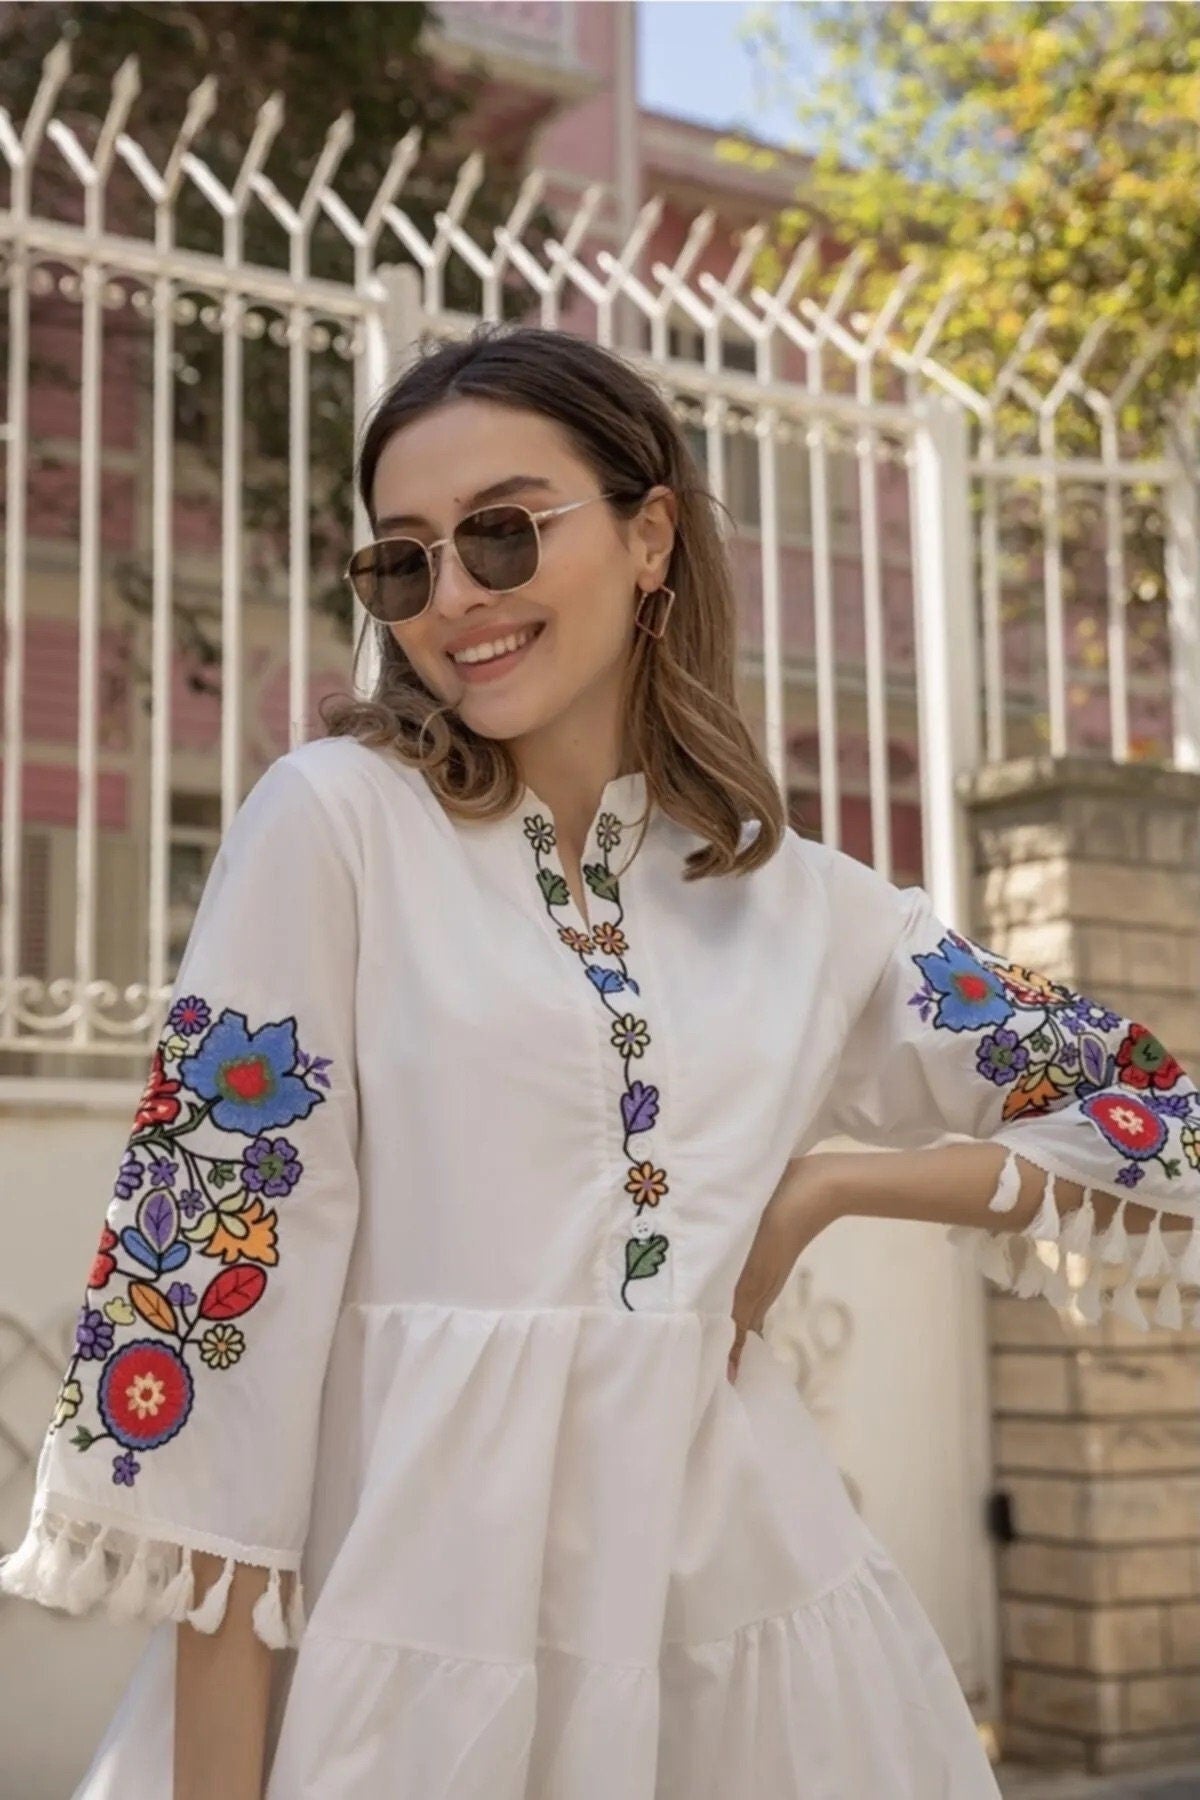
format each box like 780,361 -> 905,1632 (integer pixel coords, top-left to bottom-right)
344,492 -> 625,624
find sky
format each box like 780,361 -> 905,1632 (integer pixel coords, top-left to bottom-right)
636,1 -> 825,150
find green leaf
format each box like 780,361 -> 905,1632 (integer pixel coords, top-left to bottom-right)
624,1234 -> 669,1282
209,1162 -> 237,1189
70,1427 -> 95,1450
584,864 -> 620,904
537,868 -> 570,908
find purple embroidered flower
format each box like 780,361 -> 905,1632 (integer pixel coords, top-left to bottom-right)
165,1282 -> 196,1308
976,1028 -> 1030,1087
1062,998 -> 1123,1034
113,1150 -> 145,1201
1116,1164 -> 1145,1188
75,1306 -> 115,1360
169,995 -> 211,1036
1151,1092 -> 1194,1119
242,1134 -> 302,1199
296,1051 -> 332,1091
907,983 -> 937,1025
147,1157 -> 177,1189
177,1188 -> 205,1218
112,1450 -> 140,1486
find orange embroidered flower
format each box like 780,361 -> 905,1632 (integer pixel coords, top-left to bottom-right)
625,1161 -> 669,1207
201,1197 -> 280,1266
558,926 -> 593,953
591,922 -> 628,956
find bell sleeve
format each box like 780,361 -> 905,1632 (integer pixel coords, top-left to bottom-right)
0,752 -> 361,1648
810,843 -> 1200,1334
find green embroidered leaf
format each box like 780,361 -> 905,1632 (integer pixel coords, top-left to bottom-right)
585,864 -> 619,903
70,1426 -> 96,1449
537,867 -> 570,908
1163,1158 -> 1182,1178
183,1209 -> 220,1243
1028,1030 -> 1051,1053
209,1162 -> 238,1190
1045,1064 -> 1077,1091
624,1234 -> 668,1281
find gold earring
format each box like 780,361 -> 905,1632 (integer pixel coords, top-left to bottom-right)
634,584 -> 675,640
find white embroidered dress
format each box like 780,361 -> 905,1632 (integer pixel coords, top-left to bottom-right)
5,734 -> 1199,1798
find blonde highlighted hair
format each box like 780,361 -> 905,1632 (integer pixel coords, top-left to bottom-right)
320,323 -> 786,880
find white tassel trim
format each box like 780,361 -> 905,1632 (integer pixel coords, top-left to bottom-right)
1134,1212 -> 1172,1280
949,1163 -> 1200,1334
1023,1168 -> 1061,1243
987,1147 -> 1023,1214
0,1509 -> 303,1649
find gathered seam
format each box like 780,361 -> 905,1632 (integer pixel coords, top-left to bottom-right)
300,1549 -> 883,1672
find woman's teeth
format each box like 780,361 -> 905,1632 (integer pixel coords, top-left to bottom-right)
450,626 -> 540,666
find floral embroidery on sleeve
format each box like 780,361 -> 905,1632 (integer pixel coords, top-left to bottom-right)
522,809 -> 670,1309
51,996 -> 333,1485
909,927 -> 1200,1188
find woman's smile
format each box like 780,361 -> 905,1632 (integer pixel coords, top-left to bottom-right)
448,620 -> 547,683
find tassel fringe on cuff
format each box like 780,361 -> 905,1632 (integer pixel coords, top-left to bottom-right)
948,1146 -> 1200,1331
0,1505 -> 305,1649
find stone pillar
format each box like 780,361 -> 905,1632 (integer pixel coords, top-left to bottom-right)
961,755 -> 1200,1776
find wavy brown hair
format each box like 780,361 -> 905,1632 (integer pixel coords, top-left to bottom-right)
319,323 -> 786,880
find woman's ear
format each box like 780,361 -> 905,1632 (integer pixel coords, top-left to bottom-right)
634,485 -> 677,587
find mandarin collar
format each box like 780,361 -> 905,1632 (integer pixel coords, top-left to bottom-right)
516,771 -> 651,839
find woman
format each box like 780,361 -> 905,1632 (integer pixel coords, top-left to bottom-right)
5,324 -> 1199,1799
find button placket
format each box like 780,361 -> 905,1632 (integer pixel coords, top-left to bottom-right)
520,798 -> 672,1311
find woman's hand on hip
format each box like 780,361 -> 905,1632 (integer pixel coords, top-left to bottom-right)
728,1153 -> 843,1383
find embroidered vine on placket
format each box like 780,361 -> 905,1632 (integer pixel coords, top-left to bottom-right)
522,807 -> 669,1310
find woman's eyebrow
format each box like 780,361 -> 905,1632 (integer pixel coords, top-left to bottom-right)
375,475 -> 556,533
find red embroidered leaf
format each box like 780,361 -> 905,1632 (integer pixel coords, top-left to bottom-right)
198,1264 -> 267,1321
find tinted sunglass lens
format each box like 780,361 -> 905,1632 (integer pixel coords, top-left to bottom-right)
456,506 -> 539,591
349,540 -> 430,622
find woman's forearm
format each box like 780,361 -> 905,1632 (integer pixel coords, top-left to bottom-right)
175,1554 -> 274,1800
813,1141 -> 1197,1237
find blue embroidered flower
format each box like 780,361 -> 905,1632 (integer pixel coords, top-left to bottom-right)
178,1012 -> 321,1134
913,938 -> 1013,1033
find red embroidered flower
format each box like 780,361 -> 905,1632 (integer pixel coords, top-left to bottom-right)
132,1046 -> 183,1130
89,1224 -> 118,1291
97,1339 -> 194,1451
1081,1091 -> 1167,1160
1115,1022 -> 1184,1093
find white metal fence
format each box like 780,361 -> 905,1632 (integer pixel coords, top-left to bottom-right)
2,39 -> 1198,1086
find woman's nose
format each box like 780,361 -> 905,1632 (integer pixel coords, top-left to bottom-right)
429,539 -> 488,617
